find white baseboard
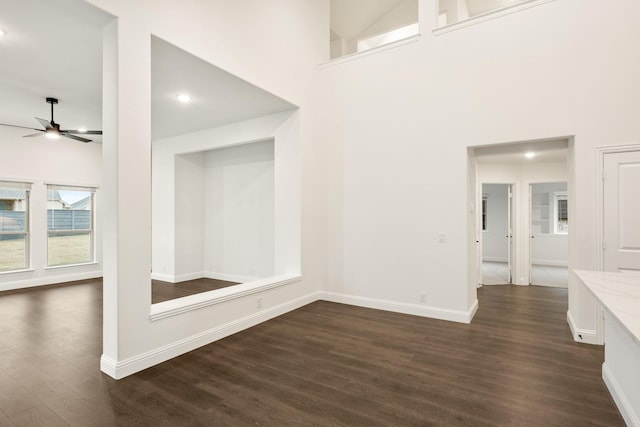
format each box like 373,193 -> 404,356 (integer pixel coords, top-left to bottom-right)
101,290 -> 322,379
603,362 -> 640,427
531,259 -> 568,267
320,292 -> 478,324
150,272 -> 176,283
0,270 -> 102,292
482,257 -> 508,263
204,271 -> 255,284
567,310 -> 602,345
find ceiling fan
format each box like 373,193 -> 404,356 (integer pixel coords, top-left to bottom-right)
0,97 -> 102,143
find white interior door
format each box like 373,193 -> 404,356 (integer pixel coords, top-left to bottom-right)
603,150 -> 640,272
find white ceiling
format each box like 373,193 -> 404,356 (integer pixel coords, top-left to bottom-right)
0,0 -> 112,141
151,37 -> 296,141
0,0 -> 296,144
474,139 -> 569,164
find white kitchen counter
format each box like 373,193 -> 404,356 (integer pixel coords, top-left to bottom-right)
575,269 -> 640,427
574,269 -> 640,344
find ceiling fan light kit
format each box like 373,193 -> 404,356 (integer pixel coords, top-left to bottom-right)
0,97 -> 102,143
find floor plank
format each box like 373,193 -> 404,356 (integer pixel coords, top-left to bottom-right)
0,280 -> 625,426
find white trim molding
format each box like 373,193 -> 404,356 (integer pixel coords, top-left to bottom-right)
150,274 -> 302,321
0,270 -> 102,292
103,290 -> 321,379
567,310 -> 601,345
603,363 -> 640,427
320,292 -> 479,324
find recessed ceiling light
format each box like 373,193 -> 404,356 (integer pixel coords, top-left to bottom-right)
0,29 -> 6,37
177,94 -> 191,103
525,151 -> 536,159
77,127 -> 88,133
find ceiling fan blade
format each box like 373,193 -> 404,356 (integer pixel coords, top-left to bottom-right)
61,129 -> 103,135
61,133 -> 91,143
35,117 -> 54,130
23,132 -> 44,137
0,123 -> 41,131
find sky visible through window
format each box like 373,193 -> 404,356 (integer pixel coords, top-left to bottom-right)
58,190 -> 90,204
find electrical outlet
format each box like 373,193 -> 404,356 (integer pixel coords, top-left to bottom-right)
257,297 -> 263,309
419,293 -> 427,304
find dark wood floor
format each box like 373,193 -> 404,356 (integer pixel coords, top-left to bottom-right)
151,278 -> 238,304
0,280 -> 624,426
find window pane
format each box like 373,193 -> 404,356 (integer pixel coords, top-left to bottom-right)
0,234 -> 27,272
47,187 -> 94,266
1,184 -> 29,271
47,232 -> 92,266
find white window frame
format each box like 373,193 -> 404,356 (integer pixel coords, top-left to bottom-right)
0,180 -> 31,273
553,191 -> 568,234
46,183 -> 96,267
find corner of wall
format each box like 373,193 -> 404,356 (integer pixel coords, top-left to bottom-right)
567,310 -> 602,345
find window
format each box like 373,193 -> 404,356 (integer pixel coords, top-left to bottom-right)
330,0 -> 419,60
0,181 -> 30,272
356,23 -> 420,53
437,0 -> 551,29
482,195 -> 487,231
554,191 -> 568,234
47,184 -> 95,267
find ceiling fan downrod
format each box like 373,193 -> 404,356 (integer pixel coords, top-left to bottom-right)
46,97 -> 58,125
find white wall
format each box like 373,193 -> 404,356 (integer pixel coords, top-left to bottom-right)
0,126 -> 102,291
174,152 -> 205,281
482,183 -> 509,262
85,0 -> 640,375
154,140 -> 275,284
324,0 -> 640,338
204,140 -> 275,282
89,0 -> 327,378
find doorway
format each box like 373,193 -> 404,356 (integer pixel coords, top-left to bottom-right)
481,183 -> 514,285
529,182 -> 568,287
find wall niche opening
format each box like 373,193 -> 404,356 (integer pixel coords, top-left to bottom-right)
150,35 -> 300,310
151,141 -> 275,303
